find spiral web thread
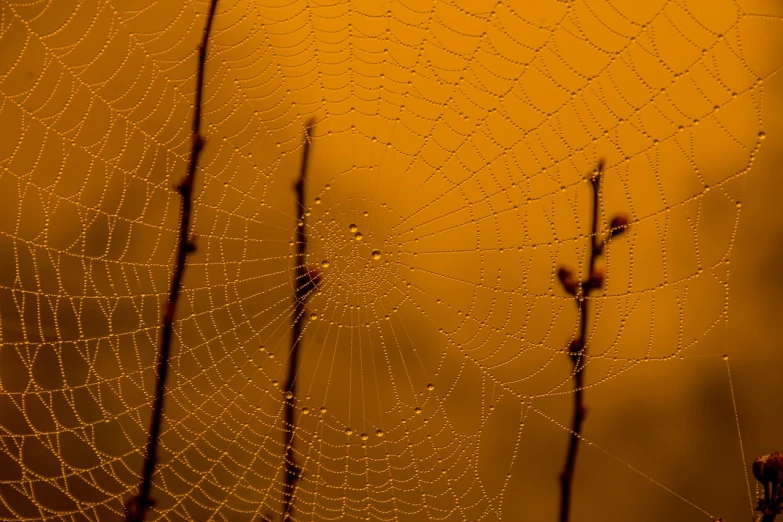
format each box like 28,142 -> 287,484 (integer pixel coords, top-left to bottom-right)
0,0 -> 781,520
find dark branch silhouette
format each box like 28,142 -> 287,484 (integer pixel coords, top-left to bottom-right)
283,118 -> 318,520
557,160 -> 628,522
125,2 -> 219,520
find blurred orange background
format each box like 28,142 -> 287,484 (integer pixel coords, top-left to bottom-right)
1,0 -> 782,520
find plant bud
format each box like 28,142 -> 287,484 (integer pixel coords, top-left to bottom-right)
754,453 -> 783,484
557,267 -> 577,295
297,265 -> 323,300
764,452 -> 783,484
587,270 -> 604,290
610,214 -> 629,231
193,132 -> 204,153
754,455 -> 769,484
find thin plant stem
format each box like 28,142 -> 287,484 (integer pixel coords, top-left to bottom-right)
557,160 -> 627,522
283,118 -> 316,520
125,2 -> 219,520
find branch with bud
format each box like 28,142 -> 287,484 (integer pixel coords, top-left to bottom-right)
282,118 -> 317,520
125,2 -> 220,520
557,160 -> 630,522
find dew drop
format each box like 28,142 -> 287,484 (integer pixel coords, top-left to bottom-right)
285,391 -> 293,399
345,427 -> 354,435
426,383 -> 435,391
310,313 -> 318,321
349,224 -> 358,232
414,407 -> 422,414
372,250 -> 382,260
272,380 -> 279,387
325,184 -> 331,190
722,354 -> 729,361
355,232 -> 363,241
360,433 -> 369,441
363,211 -> 369,217
376,429 -> 384,437
315,197 -> 322,204
322,260 -> 330,268
759,131 -> 766,140
302,407 -> 310,415
320,406 -> 327,414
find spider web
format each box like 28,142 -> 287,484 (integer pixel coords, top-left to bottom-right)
0,0 -> 782,520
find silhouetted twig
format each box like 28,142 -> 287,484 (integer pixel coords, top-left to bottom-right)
556,160 -> 628,522
754,452 -> 783,521
282,118 -> 318,520
124,2 -> 219,520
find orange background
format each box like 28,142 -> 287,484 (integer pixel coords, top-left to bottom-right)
0,0 -> 782,520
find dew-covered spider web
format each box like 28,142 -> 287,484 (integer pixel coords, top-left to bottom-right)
1,0 -> 783,520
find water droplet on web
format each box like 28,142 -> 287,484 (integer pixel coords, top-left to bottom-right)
759,131 -> 766,140
426,383 -> 435,391
345,427 -> 353,435
285,391 -> 293,399
376,429 -> 384,437
372,250 -> 382,260
722,354 -> 729,361
315,197 -> 321,204
354,232 -> 363,241
414,407 -> 422,414
302,407 -> 310,414
320,406 -> 327,414
325,184 -> 331,190
322,260 -> 330,268
360,432 -> 369,440
272,380 -> 279,387
310,313 -> 318,320
363,211 -> 369,216
349,224 -> 358,232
